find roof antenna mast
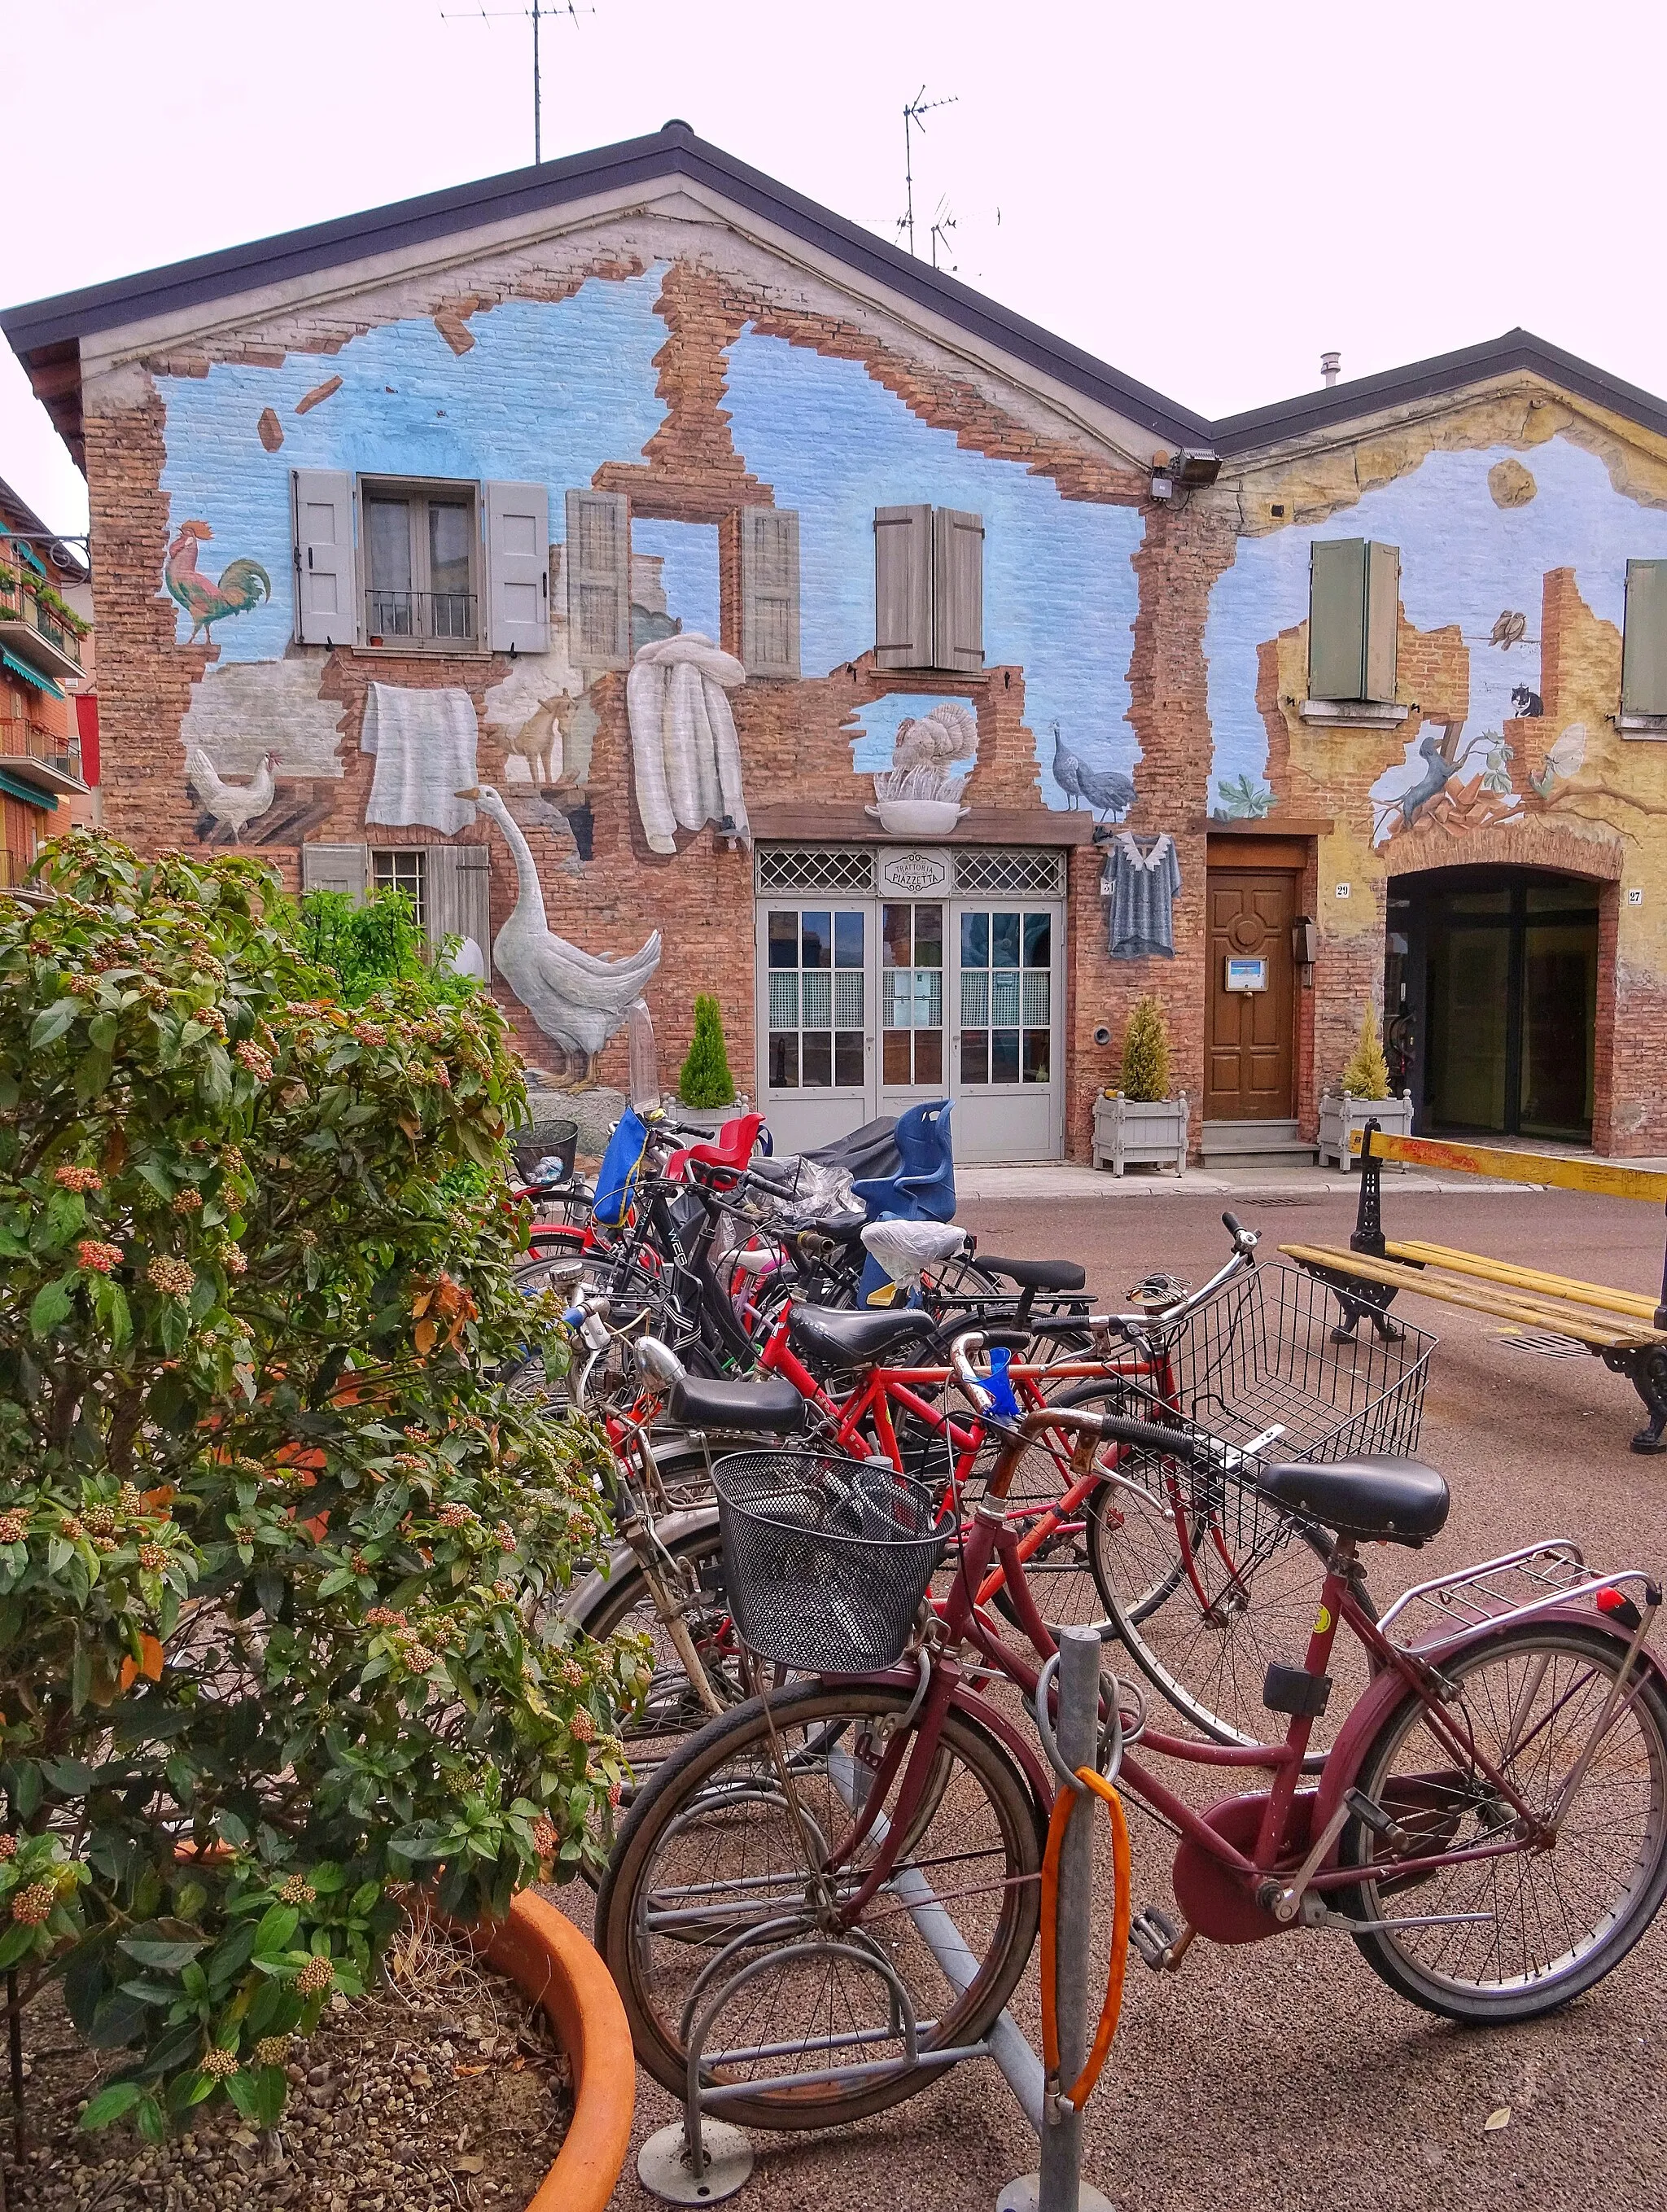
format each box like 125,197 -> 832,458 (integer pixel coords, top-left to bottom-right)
441,0 -> 596,164
899,85 -> 957,258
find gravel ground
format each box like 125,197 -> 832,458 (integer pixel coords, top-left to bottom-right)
606,1183 -> 1667,2212
4,1921 -> 572,2211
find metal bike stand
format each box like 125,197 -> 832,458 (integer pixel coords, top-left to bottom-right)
1000,1626 -> 1116,2212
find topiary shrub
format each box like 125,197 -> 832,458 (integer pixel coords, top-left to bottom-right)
1340,1002 -> 1391,1100
676,994 -> 737,1110
1118,996 -> 1172,1102
0,832 -> 646,2144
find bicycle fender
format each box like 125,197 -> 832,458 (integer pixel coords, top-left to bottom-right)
561,1505 -> 721,1631
1310,1601 -> 1667,1851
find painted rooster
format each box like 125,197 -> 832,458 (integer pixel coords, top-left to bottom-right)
165,520 -> 272,642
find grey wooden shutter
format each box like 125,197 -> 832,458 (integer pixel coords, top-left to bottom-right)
1623,559 -> 1667,716
564,488 -> 631,669
484,481 -> 549,655
1308,538 -> 1367,700
427,843 -> 493,977
292,470 -> 357,647
932,507 -> 985,672
741,506 -> 801,678
1363,541 -> 1400,703
875,505 -> 932,668
300,841 -> 369,900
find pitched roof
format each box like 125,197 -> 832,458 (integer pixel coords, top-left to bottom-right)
0,120 -> 1212,461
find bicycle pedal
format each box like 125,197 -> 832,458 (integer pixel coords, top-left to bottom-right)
1129,1905 -> 1181,1970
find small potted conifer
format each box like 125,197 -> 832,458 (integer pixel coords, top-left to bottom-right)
1093,995 -> 1189,1175
673,992 -> 745,1133
1318,1002 -> 1415,1168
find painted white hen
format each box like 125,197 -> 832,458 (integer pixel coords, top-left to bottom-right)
461,783 -> 662,1084
186,747 -> 279,842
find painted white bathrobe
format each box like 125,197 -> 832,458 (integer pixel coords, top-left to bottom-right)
625,633 -> 750,855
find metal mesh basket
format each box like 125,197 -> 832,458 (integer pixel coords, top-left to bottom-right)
511,1117 -> 579,1186
1160,1264 -> 1434,1468
713,1451 -> 949,1672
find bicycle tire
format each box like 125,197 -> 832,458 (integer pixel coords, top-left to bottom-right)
1337,1620 -> 1667,2023
596,1677 -> 1044,2129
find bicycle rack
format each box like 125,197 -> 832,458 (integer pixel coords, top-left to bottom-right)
635,1627 -> 1116,2211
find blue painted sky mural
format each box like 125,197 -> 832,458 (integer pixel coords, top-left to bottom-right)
1205,436 -> 1667,808
632,517 -> 722,640
157,271 -> 672,663
722,329 -> 1144,806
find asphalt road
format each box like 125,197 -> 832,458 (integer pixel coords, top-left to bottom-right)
602,1184 -> 1667,2212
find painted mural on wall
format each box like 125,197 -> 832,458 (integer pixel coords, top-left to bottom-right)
867,697 -> 977,834
626,632 -> 749,852
1205,436 -> 1667,849
164,520 -> 271,643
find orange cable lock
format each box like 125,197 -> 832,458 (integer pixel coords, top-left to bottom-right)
1039,1765 -> 1132,2115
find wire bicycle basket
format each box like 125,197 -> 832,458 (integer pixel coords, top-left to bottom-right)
714,1451 -> 950,1673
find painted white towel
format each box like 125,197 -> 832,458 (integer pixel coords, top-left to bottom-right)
362,682 -> 479,834
625,633 -> 749,855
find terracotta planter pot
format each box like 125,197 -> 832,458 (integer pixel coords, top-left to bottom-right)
463,1891 -> 636,2212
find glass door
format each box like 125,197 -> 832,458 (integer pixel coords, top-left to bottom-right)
879,900 -> 945,1102
952,903 -> 1061,1162
758,904 -> 871,1151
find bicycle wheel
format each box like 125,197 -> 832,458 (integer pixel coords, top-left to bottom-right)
597,1677 -> 1044,2129
1085,1446 -> 1374,1750
1337,1621 -> 1667,2022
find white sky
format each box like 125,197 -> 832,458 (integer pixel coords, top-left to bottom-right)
4,0 -> 1662,537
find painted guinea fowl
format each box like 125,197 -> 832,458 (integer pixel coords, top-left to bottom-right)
1051,723 -> 1135,819
164,520 -> 272,643
459,784 -> 662,1083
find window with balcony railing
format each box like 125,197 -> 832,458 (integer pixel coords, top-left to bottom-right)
362,488 -> 478,650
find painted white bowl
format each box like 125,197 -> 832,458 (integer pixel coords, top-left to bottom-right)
864,799 -> 969,838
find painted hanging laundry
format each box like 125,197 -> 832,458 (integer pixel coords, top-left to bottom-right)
1101,831 -> 1181,958
361,682 -> 479,834
625,632 -> 749,854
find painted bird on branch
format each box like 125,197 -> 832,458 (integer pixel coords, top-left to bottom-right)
165,520 -> 272,643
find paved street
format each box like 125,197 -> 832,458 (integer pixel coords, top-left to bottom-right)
605,1183 -> 1667,2212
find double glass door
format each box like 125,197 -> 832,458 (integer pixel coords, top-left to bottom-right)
759,894 -> 1062,1161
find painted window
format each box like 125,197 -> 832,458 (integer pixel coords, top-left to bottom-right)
372,848 -> 427,931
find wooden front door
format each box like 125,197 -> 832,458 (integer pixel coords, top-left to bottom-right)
1205,870 -> 1296,1119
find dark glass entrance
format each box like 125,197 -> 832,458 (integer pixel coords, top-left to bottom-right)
1387,869 -> 1599,1142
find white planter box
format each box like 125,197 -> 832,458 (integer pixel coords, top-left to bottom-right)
1093,1090 -> 1189,1177
669,1097 -> 749,1136
1317,1088 -> 1414,1171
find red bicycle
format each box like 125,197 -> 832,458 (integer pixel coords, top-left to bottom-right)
597,1347 -> 1667,2131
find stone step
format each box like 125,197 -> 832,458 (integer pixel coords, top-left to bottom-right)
1199,1119 -> 1318,1167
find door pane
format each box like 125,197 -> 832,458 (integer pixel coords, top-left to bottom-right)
1023,1029 -> 1050,1084
768,910 -> 798,967
991,1030 -> 1021,1084
914,905 -> 943,968
1023,912 -> 1051,967
1520,919 -> 1596,1138
801,1032 -> 833,1087
769,1032 -> 798,1088
835,911 -> 864,966
835,1032 -> 864,1086
960,1029 -> 989,1084
768,906 -> 864,1092
961,910 -> 989,966
801,911 -> 831,968
1429,926 -> 1510,1130
880,903 -> 943,1085
991,911 -> 1021,969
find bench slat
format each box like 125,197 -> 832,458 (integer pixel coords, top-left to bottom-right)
1385,1240 -> 1663,1324
1276,1242 -> 1664,1350
1347,1130 -> 1667,1203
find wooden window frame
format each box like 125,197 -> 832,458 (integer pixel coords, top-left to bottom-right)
372,846 -> 427,931
358,477 -> 481,655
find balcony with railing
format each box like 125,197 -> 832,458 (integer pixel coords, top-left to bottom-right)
0,562 -> 87,683
363,589 -> 478,650
0,712 -> 85,797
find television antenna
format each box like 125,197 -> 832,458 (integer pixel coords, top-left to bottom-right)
929,199 -> 957,273
898,85 -> 957,258
441,0 -> 595,165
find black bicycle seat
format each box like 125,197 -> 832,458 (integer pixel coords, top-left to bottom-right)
667,1374 -> 809,1434
978,1255 -> 1087,1293
787,1304 -> 939,1369
1255,1456 -> 1449,1545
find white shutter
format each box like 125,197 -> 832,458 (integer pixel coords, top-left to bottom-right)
300,842 -> 369,900
485,481 -> 549,655
427,843 -> 492,979
932,508 -> 984,673
292,471 -> 357,647
875,505 -> 932,669
564,488 -> 631,669
741,506 -> 800,679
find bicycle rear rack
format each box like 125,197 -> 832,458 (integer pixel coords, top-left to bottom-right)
1376,1539 -> 1660,1646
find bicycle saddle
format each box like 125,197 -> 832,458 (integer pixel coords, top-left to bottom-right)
978,1255 -> 1087,1293
667,1374 -> 809,1434
787,1304 -> 939,1369
1254,1455 -> 1449,1545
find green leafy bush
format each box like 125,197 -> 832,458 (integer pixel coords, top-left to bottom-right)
676,993 -> 737,1110
1340,1003 -> 1391,1100
1118,996 -> 1172,1102
0,833 -> 645,2143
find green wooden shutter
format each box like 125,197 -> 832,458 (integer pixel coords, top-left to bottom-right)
1623,560 -> 1667,716
1308,539 -> 1366,700
1364,541 -> 1400,703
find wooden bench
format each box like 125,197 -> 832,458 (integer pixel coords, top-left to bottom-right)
1279,1125 -> 1667,1455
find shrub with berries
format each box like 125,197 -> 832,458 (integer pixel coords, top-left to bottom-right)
0,833 -> 639,2144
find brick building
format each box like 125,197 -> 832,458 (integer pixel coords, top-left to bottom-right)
0,477 -> 95,892
7,121 -> 1667,1156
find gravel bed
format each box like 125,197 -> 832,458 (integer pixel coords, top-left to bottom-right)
2,1920 -> 572,2211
